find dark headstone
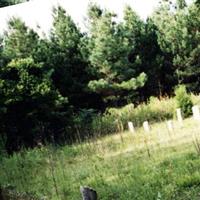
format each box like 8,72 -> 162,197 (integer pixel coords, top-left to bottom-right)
80,186 -> 97,200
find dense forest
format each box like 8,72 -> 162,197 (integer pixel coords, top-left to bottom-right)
0,0 -> 199,153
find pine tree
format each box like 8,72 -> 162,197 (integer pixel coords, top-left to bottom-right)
50,6 -> 90,108
0,17 -> 68,153
3,18 -> 39,60
153,0 -> 200,92
87,4 -> 147,105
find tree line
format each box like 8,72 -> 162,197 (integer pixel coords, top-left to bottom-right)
0,0 -> 199,153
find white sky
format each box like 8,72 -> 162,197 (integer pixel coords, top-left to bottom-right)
0,0 -> 193,36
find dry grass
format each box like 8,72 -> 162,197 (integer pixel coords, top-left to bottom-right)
1,117 -> 200,199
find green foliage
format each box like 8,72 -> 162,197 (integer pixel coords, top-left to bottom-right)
87,5 -> 147,105
2,58 -> 51,99
87,3 -> 102,22
175,85 -> 193,117
0,17 -> 70,152
3,18 -> 39,60
0,0 -> 27,7
50,6 -> 92,109
176,0 -> 187,9
51,6 -> 81,52
88,73 -> 147,93
153,0 -> 200,92
0,57 -> 68,153
91,97 -> 175,135
0,2 -> 200,152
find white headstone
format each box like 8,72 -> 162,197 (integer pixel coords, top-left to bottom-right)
192,105 -> 200,120
176,108 -> 183,124
143,121 -> 150,132
128,122 -> 135,134
167,120 -> 174,132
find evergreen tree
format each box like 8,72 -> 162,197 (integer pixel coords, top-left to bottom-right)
50,6 -> 92,109
3,18 -> 39,60
153,0 -> 200,92
0,57 -> 67,153
87,4 -> 147,106
123,5 -> 144,52
137,19 -> 175,98
121,6 -> 175,99
0,18 -> 68,153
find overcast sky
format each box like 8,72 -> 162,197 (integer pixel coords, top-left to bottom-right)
0,0 -> 193,36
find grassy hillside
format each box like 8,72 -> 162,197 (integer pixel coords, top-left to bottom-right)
1,116 -> 200,199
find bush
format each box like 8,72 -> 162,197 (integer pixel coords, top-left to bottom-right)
91,97 -> 175,135
175,85 -> 193,117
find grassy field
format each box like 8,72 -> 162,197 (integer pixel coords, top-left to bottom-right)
1,116 -> 200,200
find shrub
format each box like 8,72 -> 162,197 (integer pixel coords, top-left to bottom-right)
175,85 -> 193,117
91,97 -> 175,135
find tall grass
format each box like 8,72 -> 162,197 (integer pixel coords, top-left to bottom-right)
1,95 -> 200,199
1,117 -> 200,199
91,96 -> 176,136
90,94 -> 200,137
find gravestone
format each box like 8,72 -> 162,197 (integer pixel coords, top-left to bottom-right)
167,120 -> 174,132
143,121 -> 150,132
128,122 -> 135,134
80,186 -> 97,200
176,108 -> 183,124
192,105 -> 200,120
